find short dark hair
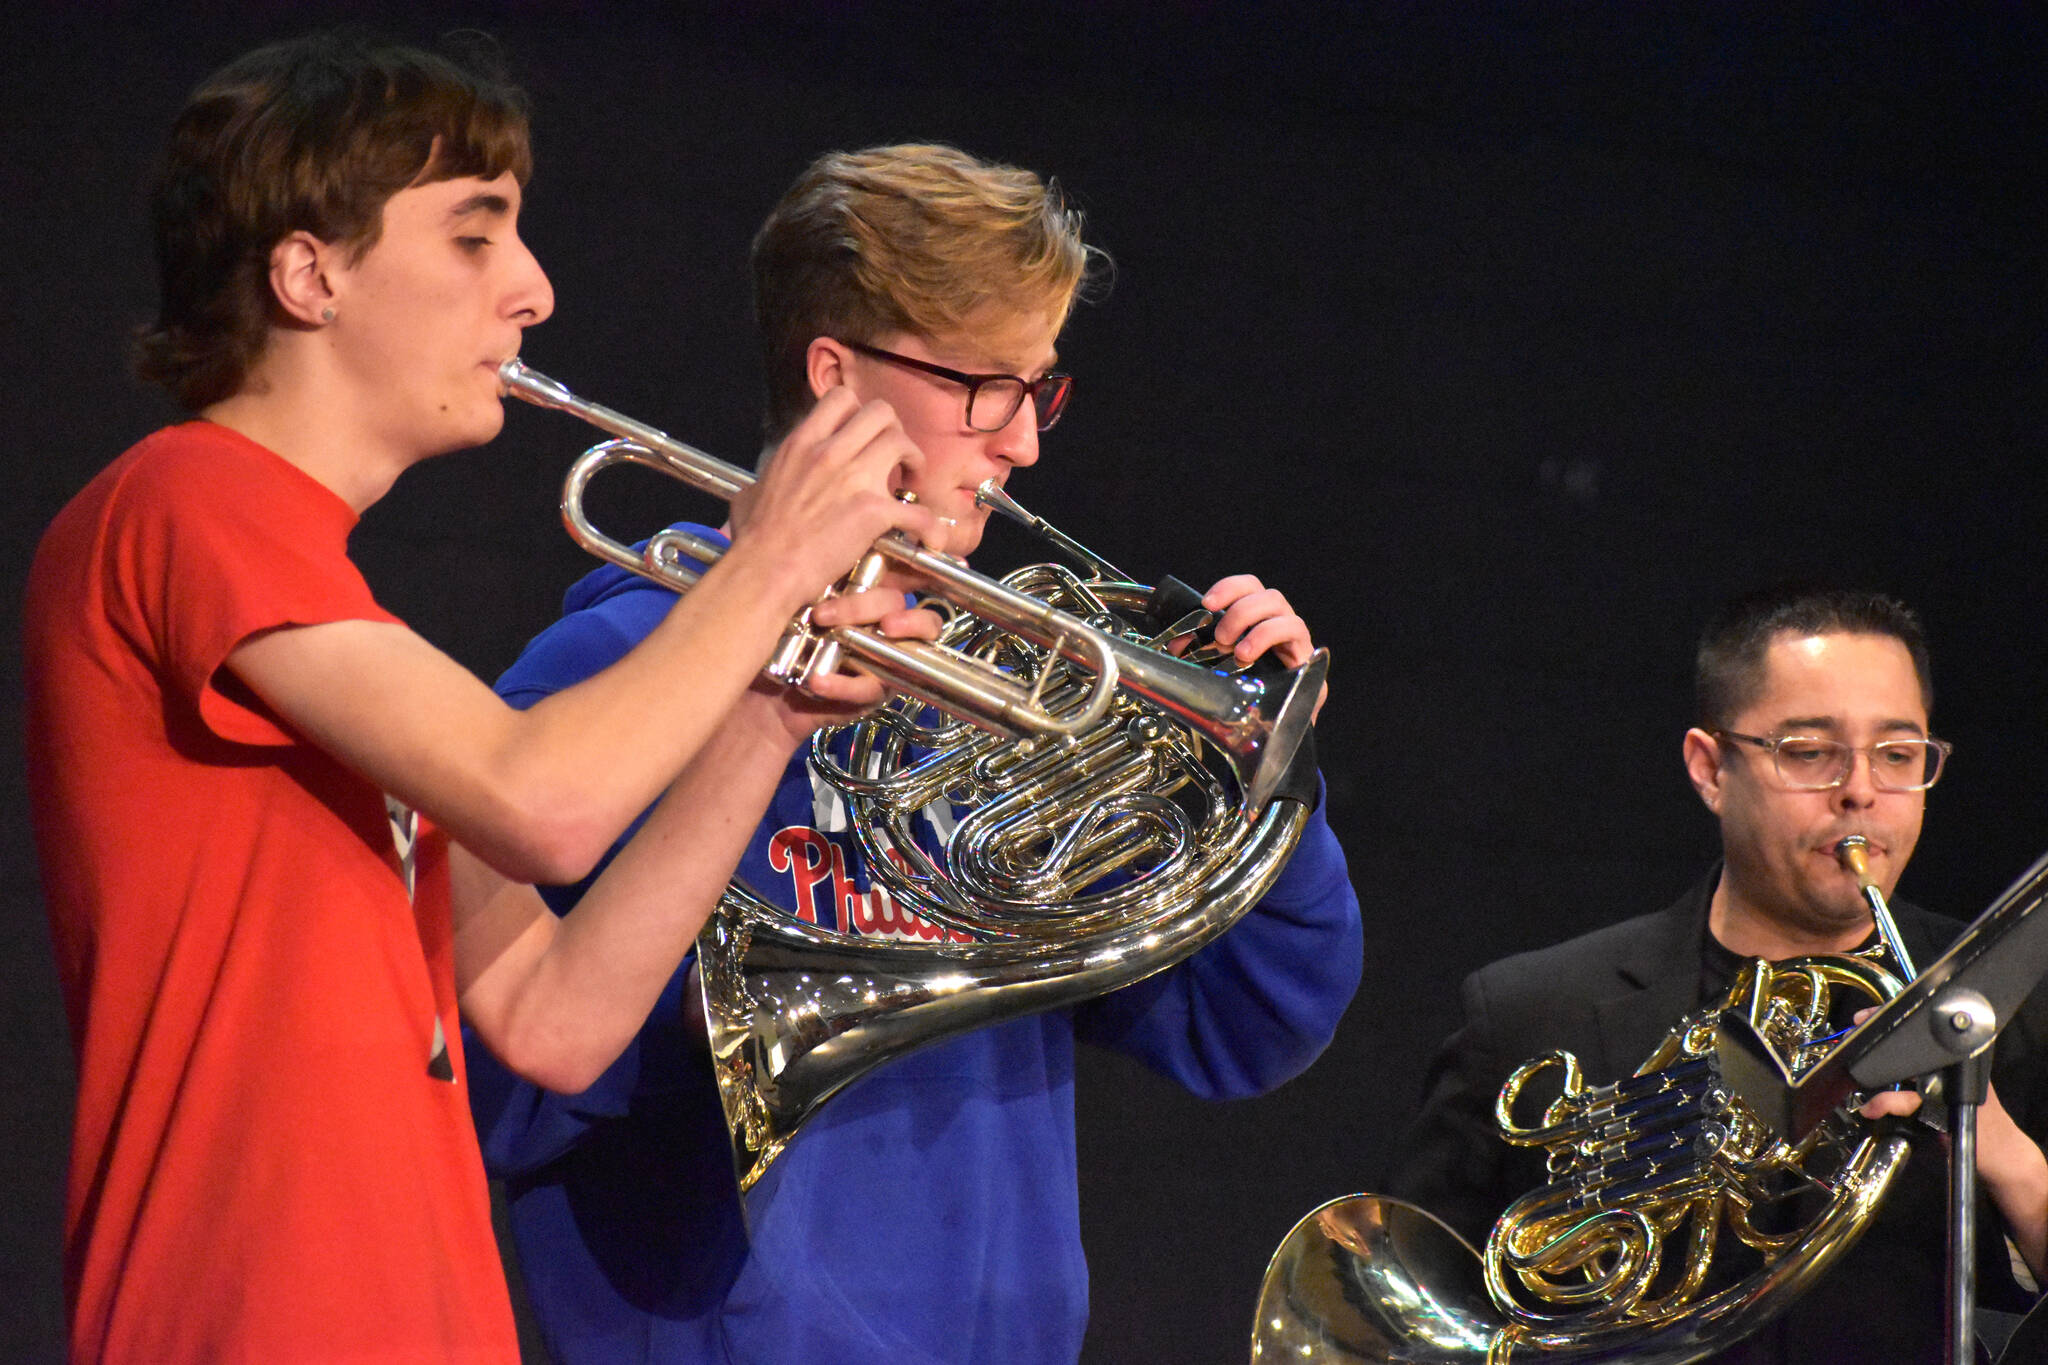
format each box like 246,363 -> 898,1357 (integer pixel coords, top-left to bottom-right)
749,143 -> 1104,441
135,29 -> 532,411
1695,584 -> 1933,728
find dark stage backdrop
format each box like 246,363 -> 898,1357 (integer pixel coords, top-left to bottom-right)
4,5 -> 2043,1361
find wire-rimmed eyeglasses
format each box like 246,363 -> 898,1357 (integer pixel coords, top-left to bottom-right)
843,340 -> 1073,432
1712,729 -> 1953,792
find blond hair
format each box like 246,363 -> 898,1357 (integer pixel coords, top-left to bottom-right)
751,143 -> 1103,437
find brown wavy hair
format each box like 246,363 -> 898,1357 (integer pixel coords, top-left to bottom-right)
750,143 -> 1106,440
135,30 -> 532,411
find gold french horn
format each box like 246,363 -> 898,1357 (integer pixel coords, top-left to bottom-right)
1253,847 -> 1916,1364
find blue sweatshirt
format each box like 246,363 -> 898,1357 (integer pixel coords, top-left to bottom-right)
466,529 -> 1362,1364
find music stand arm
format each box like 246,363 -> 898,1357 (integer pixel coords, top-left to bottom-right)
1946,1047 -> 1992,1365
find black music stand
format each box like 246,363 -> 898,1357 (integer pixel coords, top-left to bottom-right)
1716,849 -> 2048,1365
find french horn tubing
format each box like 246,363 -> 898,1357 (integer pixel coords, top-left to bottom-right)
1837,834 -> 1918,980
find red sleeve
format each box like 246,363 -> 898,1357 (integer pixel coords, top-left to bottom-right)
101,425 -> 404,746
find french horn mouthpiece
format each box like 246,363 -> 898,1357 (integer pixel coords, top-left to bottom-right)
1835,835 -> 1873,883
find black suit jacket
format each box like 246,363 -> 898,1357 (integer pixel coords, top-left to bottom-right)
1387,868 -> 2048,1365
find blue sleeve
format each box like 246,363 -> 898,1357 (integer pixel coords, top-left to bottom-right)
467,961 -> 698,1176
1070,777 -> 1361,1099
464,575 -> 695,1178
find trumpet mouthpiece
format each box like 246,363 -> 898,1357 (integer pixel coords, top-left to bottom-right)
1835,835 -> 1872,882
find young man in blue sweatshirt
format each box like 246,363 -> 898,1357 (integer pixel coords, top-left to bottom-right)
467,143 -> 1363,1364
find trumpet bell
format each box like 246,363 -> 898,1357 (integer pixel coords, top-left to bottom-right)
501,357 -> 1323,789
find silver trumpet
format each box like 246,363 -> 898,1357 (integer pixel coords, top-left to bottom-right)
500,358 -> 1326,813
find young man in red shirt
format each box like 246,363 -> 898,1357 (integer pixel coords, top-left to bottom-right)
24,32 -> 937,1362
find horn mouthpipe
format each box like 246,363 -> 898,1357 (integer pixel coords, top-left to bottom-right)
1836,836 -> 1918,980
975,480 -> 1129,583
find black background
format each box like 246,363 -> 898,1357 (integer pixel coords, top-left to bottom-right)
3,4 -> 2044,1361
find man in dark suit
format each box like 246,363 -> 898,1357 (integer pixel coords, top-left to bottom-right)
1388,586 -> 2048,1363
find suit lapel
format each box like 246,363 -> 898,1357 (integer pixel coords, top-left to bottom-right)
1591,872 -> 1717,1080
1585,877 -> 1951,1086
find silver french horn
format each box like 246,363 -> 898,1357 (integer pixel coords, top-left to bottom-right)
503,360 -> 1328,1191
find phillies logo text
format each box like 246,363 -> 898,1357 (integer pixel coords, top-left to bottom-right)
766,826 -> 974,943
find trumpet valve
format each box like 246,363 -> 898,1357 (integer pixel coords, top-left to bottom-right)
793,547 -> 894,684
765,615 -> 819,686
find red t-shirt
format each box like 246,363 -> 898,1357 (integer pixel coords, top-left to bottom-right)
23,422 -> 518,1362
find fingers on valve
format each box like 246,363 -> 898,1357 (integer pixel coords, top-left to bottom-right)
1201,573 -> 1267,611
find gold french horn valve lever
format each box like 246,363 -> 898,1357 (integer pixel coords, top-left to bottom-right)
498,358 -> 1325,811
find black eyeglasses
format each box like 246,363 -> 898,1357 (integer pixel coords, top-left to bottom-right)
1712,729 -> 1953,792
843,340 -> 1073,432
